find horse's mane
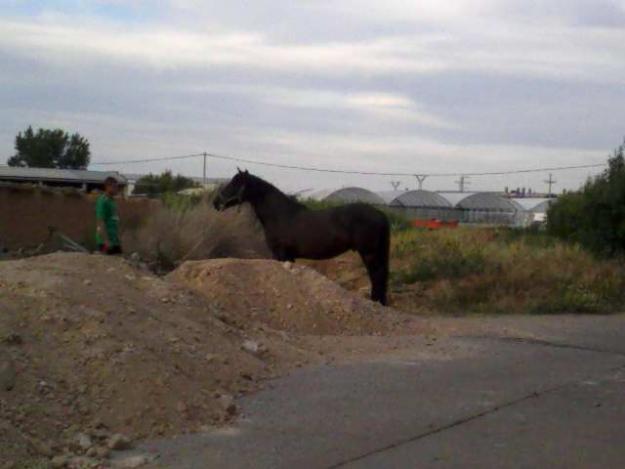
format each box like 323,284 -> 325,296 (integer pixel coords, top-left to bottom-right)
246,173 -> 305,210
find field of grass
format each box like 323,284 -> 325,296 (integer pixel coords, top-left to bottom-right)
123,194 -> 625,316
390,227 -> 625,315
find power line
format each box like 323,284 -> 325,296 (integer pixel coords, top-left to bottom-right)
90,150 -> 607,178
91,152 -> 204,166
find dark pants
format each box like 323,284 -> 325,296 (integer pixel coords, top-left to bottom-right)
97,244 -> 123,255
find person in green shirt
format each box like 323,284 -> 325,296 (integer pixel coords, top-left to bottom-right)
96,176 -> 122,255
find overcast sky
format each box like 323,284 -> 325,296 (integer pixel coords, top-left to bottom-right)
1,0 -> 624,193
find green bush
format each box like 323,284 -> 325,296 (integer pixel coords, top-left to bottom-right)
133,170 -> 199,196
389,227 -> 625,314
161,192 -> 203,212
547,139 -> 625,256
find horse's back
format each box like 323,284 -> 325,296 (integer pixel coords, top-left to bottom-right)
329,203 -> 389,230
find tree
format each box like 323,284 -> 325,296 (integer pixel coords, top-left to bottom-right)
132,170 -> 199,196
547,138 -> 625,255
8,126 -> 91,169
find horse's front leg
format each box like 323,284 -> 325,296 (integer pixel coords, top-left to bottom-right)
270,244 -> 295,262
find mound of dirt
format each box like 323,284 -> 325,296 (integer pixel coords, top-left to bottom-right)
0,253 -> 308,465
168,258 -> 408,335
0,253 -> 418,465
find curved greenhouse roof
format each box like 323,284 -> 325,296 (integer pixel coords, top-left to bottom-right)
311,187 -> 385,205
455,192 -> 524,211
512,198 -> 551,211
437,192 -> 476,206
385,190 -> 452,208
530,199 -> 554,213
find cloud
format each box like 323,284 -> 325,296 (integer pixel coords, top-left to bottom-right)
1,13 -> 624,84
0,1 -> 623,193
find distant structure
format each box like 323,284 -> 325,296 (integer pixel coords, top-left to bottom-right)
123,173 -> 227,195
544,173 -> 557,196
308,187 -> 386,205
455,175 -> 470,192
302,184 -> 559,227
0,166 -> 127,193
414,175 -> 428,190
379,190 -> 454,221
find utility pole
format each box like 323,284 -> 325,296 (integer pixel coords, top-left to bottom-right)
455,175 -> 470,192
390,181 -> 401,191
414,174 -> 428,190
544,173 -> 556,196
202,152 -> 207,187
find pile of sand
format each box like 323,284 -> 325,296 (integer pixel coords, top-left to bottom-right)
168,258 -> 406,335
0,252 -> 414,465
0,253 -> 308,465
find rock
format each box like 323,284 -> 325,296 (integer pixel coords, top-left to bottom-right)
111,454 -> 154,468
67,456 -> 98,467
51,455 -> 70,468
95,446 -> 111,459
37,380 -> 52,394
28,437 -> 53,457
0,352 -> 16,391
218,394 -> 237,415
282,261 -> 293,270
75,432 -> 93,450
241,340 -> 266,356
107,433 -> 132,451
83,279 -> 92,286
2,333 -> 22,345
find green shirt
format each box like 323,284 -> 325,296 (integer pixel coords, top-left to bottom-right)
95,194 -> 120,246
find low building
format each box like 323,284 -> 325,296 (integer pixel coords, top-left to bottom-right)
0,166 -> 127,193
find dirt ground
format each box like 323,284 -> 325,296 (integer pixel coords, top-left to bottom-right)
0,252 -> 426,467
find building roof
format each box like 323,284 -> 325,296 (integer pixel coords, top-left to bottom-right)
0,166 -> 127,184
310,187 -> 386,205
511,198 -> 552,211
454,192 -> 524,211
437,191 -> 477,206
380,190 -> 453,208
529,199 -> 554,213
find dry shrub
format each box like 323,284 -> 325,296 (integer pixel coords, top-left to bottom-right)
390,227 -> 625,315
122,198 -> 271,269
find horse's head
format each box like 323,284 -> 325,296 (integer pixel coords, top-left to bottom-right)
213,168 -> 251,211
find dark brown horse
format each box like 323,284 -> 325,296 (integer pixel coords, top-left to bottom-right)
213,170 -> 390,305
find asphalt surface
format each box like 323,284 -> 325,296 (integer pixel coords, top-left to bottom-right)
130,315 -> 625,469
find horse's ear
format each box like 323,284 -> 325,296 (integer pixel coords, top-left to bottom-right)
244,169 -> 249,174
237,167 -> 242,173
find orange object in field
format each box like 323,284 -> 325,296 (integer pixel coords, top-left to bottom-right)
412,219 -> 459,230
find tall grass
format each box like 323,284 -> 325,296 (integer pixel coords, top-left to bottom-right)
121,195 -> 270,270
391,227 -> 625,315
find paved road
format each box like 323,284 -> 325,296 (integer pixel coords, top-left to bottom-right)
131,315 -> 625,468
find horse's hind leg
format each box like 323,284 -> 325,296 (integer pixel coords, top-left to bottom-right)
360,252 -> 389,305
358,221 -> 390,305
